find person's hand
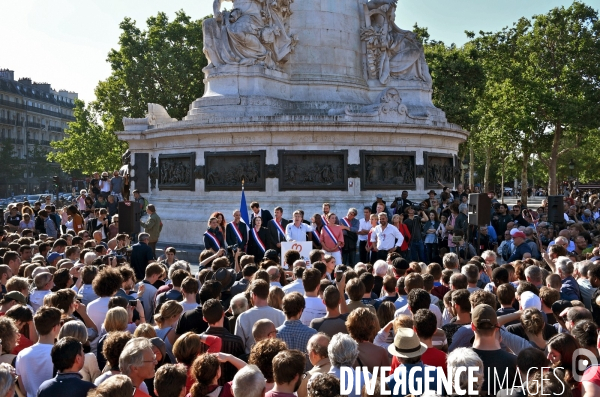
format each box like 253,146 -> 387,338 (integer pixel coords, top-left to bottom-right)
218,248 -> 226,257
216,353 -> 231,363
235,249 -> 242,257
75,301 -> 86,315
70,266 -> 82,278
384,320 -> 394,333
138,284 -> 145,296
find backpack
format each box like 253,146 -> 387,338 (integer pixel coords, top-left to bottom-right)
141,197 -> 149,212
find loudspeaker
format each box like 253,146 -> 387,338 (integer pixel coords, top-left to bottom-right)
548,195 -> 565,223
118,201 -> 141,235
468,193 -> 492,226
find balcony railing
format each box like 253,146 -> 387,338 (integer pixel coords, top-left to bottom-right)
0,117 -> 15,126
27,121 -> 43,129
48,126 -> 63,133
41,140 -> 51,146
0,98 -> 75,121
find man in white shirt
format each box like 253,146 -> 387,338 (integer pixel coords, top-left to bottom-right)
16,306 -> 62,397
87,268 -> 127,330
282,260 -> 307,295
285,210 -> 313,242
370,212 -> 403,262
394,288 -> 443,327
300,268 -> 327,326
235,280 -> 285,354
357,207 -> 372,264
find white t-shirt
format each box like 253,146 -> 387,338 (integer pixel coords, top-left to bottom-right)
180,302 -> 199,312
394,303 -> 443,328
87,296 -> 112,331
300,296 -> 327,326
16,343 -> 54,397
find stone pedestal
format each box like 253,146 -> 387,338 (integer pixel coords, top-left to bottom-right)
117,0 -> 469,246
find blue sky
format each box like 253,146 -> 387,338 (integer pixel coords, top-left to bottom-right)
1,0 -> 597,103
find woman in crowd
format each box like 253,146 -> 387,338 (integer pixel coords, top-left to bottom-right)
423,211 -> 441,263
189,353 -> 246,397
210,212 -> 227,236
0,317 -> 19,367
144,338 -> 170,397
172,332 -> 222,393
547,333 -> 583,397
247,216 -> 268,264
66,205 -> 85,234
248,339 -> 287,395
346,307 -> 390,373
97,307 -> 129,370
153,300 -> 183,364
4,305 -> 34,355
57,320 -> 101,382
0,363 -> 18,397
391,213 -> 410,259
18,214 -> 35,234
267,286 -> 284,311
94,332 -> 133,386
519,308 -> 547,351
376,301 -> 396,329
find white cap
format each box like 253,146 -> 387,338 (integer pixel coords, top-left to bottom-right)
520,291 -> 542,311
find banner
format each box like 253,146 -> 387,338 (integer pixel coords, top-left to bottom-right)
280,241 -> 313,269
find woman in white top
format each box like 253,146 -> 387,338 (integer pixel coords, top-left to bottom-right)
18,214 -> 35,234
153,300 -> 183,364
58,321 -> 101,382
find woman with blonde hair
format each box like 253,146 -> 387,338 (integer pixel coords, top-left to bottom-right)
88,374 -> 133,397
133,323 -> 157,339
153,300 -> 183,364
96,307 -> 129,370
0,317 -> 19,366
58,320 -> 101,382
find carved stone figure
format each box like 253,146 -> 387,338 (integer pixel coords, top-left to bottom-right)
119,150 -> 132,200
362,0 -> 432,85
203,0 -> 297,70
361,152 -> 416,189
425,156 -> 454,188
204,152 -> 266,191
149,157 -> 159,190
279,152 -> 347,191
147,103 -> 177,125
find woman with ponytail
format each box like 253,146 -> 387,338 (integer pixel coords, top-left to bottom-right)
153,300 -> 183,364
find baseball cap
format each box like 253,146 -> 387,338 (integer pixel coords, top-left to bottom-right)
264,249 -> 279,262
3,291 -> 26,304
47,252 -> 64,263
551,300 -> 573,316
392,257 -> 409,271
472,304 -> 498,329
376,194 -> 383,199
520,291 -> 542,311
34,272 -> 54,289
512,231 -> 527,239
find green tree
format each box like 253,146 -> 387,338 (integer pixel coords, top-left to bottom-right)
94,10 -> 208,132
0,138 -> 21,175
48,100 -> 127,175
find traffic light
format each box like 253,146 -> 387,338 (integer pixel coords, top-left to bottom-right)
52,175 -> 60,188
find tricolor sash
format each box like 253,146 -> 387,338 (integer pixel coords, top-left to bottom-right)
273,219 -> 286,240
340,217 -> 350,228
323,224 -> 341,251
312,230 -> 321,245
229,222 -> 244,244
204,231 -> 221,250
252,228 -> 266,253
322,214 -> 329,224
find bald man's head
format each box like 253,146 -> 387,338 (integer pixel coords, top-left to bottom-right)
252,319 -> 276,342
307,333 -> 330,360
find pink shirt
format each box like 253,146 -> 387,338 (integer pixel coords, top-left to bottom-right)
320,223 -> 344,252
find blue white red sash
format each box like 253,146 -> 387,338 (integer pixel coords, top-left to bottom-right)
229,222 -> 244,244
312,230 -> 321,245
204,231 -> 221,249
273,219 -> 286,240
340,217 -> 350,228
322,214 -> 329,224
323,224 -> 341,251
252,228 -> 266,253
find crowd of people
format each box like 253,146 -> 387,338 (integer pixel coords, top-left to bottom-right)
1,182 -> 600,396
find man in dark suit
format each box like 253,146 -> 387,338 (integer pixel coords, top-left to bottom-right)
130,232 -> 155,281
226,209 -> 248,250
267,206 -> 289,252
250,201 -> 273,225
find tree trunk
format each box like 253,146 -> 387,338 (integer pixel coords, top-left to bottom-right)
521,153 -> 530,207
501,155 -> 505,204
460,154 -> 466,186
469,143 -> 475,191
547,123 -> 563,195
484,145 -> 491,193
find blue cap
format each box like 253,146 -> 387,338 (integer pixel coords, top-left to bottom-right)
47,252 -> 64,263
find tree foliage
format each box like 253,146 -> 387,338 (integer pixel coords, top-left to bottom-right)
48,100 -> 127,175
93,10 -> 208,132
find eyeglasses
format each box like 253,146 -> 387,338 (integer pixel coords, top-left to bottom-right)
143,355 -> 158,364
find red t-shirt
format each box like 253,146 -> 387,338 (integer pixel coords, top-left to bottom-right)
12,333 -> 34,355
583,365 -> 600,385
391,347 -> 447,374
134,388 -> 151,397
265,392 -> 296,397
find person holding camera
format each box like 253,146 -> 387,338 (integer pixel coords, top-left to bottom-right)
390,191 -> 413,215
